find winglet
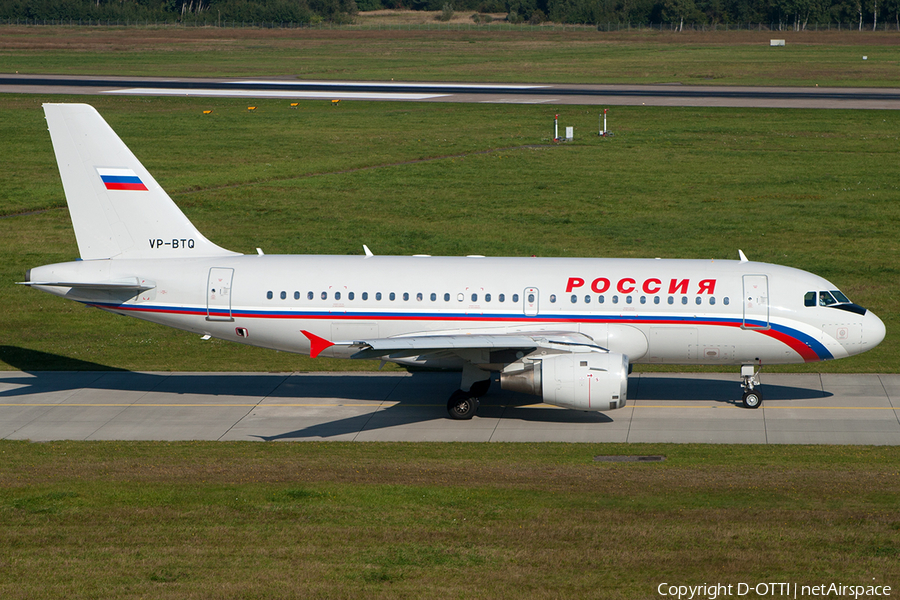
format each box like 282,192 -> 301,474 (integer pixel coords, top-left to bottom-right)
738,249 -> 748,263
301,330 -> 335,358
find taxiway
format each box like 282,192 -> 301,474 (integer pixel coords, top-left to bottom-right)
2,371 -> 898,443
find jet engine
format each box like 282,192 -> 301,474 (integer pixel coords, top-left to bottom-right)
500,352 -> 628,411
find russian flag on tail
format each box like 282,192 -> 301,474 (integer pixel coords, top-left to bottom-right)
97,167 -> 148,191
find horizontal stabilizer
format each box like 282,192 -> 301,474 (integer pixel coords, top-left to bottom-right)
18,275 -> 155,292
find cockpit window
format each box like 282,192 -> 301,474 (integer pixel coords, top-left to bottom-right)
819,291 -> 837,306
806,289 -> 866,315
832,290 -> 850,303
806,290 -> 854,307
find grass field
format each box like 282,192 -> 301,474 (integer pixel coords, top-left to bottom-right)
2,26 -> 900,86
1,94 -> 898,372
0,441 -> 898,598
1,27 -> 899,599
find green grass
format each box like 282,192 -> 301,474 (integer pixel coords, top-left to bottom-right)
1,27 -> 900,86
0,441 -> 898,598
1,94 -> 898,372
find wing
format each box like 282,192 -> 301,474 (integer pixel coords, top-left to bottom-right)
302,329 -> 605,369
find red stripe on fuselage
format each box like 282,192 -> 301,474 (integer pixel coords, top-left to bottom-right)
98,303 -> 824,363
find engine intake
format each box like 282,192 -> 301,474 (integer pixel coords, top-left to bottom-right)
501,352 -> 628,411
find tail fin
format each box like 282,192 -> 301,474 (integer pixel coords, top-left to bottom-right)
43,103 -> 238,260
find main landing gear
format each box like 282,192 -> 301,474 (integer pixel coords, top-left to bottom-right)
447,379 -> 491,420
740,364 -> 762,409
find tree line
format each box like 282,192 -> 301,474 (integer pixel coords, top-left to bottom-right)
2,0 -> 898,28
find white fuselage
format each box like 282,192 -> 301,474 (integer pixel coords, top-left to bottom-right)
29,254 -> 886,367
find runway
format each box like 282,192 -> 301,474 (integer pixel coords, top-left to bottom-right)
2,371 -> 898,444
2,74 -> 900,108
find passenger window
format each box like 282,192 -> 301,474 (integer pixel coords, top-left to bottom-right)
550,294 -> 556,303
280,291 -> 286,300
499,294 -> 505,302
458,293 -> 464,302
598,295 -> 605,304
431,293 -> 437,301
307,291 -> 314,300
571,295 -> 577,304
294,291 -> 300,300
321,292 -> 327,300
376,292 -> 382,301
654,296 -> 660,305
612,295 -> 619,304
512,294 -> 519,302
710,297 -> 716,305
389,292 -> 396,301
403,292 -> 409,301
804,291 -> 816,307
362,292 -> 368,301
584,295 -> 591,304
640,296 -> 646,304
471,293 -> 478,302
724,297 -> 730,305
348,292 -> 354,301
334,292 -> 341,301
626,296 -> 632,304
682,297 -> 688,305
416,293 -> 423,301
695,297 -> 701,305
485,294 -> 491,302
266,291 -> 273,300
668,296 -> 674,305
444,293 -> 450,301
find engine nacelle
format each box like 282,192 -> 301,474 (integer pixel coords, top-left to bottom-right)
500,352 -> 629,411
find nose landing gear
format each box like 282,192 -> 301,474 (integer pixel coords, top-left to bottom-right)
740,364 -> 762,409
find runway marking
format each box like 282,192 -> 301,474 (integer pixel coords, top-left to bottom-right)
480,99 -> 557,104
107,88 -> 451,100
234,80 -> 549,90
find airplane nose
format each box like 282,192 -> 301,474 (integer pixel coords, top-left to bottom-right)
864,310 -> 886,350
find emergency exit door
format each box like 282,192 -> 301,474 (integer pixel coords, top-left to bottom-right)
524,287 -> 539,317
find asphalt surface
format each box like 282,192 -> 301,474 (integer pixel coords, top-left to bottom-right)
2,371 -> 898,443
3,74 -> 900,108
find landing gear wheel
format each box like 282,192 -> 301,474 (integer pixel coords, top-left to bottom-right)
742,390 -> 762,409
447,390 -> 479,420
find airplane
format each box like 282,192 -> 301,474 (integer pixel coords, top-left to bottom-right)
21,103 -> 886,419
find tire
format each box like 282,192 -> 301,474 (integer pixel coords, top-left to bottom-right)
447,390 -> 479,420
742,391 -> 762,409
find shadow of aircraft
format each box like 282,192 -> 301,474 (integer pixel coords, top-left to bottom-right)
1,346 -> 833,441
628,375 -> 832,405
0,345 -> 130,372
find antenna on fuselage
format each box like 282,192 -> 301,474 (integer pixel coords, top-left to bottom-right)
738,249 -> 749,263
363,245 -> 374,257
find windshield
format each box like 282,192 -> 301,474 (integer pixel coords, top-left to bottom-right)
804,289 -> 866,315
804,290 -> 853,307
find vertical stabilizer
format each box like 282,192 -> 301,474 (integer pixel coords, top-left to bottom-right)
43,103 -> 238,260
